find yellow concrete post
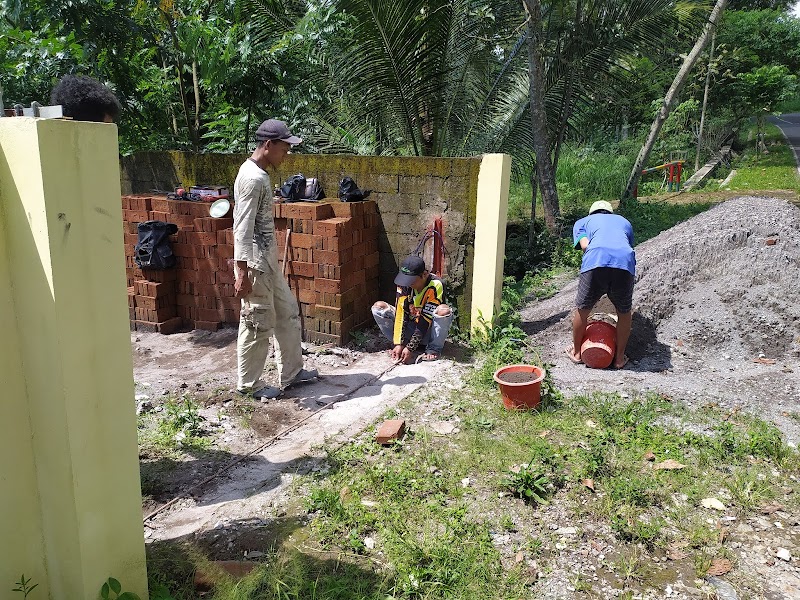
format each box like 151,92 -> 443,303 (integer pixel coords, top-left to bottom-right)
0,118 -> 148,599
470,153 -> 511,332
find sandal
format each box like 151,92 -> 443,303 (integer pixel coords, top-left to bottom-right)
415,352 -> 440,363
565,347 -> 583,365
614,355 -> 630,370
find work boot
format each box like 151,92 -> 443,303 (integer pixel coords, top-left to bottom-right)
285,367 -> 319,388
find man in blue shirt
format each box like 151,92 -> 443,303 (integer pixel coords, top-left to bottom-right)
568,201 -> 636,369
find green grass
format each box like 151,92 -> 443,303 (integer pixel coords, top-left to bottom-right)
718,123 -> 800,192
145,380 -> 799,598
138,394 -> 212,456
508,143 -> 636,222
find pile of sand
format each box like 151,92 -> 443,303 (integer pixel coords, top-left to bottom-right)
633,196 -> 800,359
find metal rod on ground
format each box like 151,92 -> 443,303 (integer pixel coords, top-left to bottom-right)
143,359 -> 402,523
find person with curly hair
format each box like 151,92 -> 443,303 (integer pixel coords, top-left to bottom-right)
50,75 -> 121,123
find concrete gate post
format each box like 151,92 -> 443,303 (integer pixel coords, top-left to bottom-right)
0,118 -> 148,598
470,153 -> 511,331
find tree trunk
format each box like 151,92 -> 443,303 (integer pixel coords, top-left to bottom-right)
192,59 -> 201,145
623,0 -> 729,199
528,167 -> 538,247
523,0 -> 560,233
695,31 -> 716,171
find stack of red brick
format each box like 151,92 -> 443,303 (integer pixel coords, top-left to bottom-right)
275,200 -> 380,345
122,195 -> 380,344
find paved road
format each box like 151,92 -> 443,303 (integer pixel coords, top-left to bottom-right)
767,113 -> 800,173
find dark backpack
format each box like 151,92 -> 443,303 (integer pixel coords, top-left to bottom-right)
338,176 -> 371,202
279,173 -> 306,202
304,177 -> 325,201
135,221 -> 178,270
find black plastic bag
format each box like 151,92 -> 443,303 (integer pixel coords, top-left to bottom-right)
279,173 -> 306,202
135,221 -> 178,270
338,176 -> 372,202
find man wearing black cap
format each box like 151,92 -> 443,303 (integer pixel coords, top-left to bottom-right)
371,255 -> 454,363
233,119 -> 318,399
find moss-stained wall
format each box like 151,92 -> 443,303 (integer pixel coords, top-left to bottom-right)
122,152 -> 489,328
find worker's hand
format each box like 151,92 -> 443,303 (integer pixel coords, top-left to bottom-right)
400,347 -> 413,364
391,344 -> 404,362
234,272 -> 252,299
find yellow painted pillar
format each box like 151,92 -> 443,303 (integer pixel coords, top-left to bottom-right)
0,118 -> 147,599
470,153 -> 511,331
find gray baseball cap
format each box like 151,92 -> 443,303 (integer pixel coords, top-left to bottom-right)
255,119 -> 302,144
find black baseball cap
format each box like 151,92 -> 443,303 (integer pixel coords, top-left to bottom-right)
394,255 -> 426,286
255,119 -> 302,144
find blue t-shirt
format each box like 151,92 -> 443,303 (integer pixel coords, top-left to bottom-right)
573,213 -> 636,275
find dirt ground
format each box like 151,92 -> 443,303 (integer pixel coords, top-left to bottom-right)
133,195 -> 800,596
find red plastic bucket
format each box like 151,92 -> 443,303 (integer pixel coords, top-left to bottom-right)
580,321 -> 617,369
493,365 -> 546,410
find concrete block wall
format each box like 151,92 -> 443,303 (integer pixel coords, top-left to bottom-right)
121,153 -> 482,327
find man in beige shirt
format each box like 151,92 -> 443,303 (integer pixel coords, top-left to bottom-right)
233,119 -> 317,399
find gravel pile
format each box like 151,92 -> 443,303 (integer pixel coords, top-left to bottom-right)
633,196 -> 800,359
521,195 -> 800,444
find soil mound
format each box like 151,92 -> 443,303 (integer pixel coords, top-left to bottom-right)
633,196 -> 800,359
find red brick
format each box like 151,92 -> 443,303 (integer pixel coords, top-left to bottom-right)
217,244 -> 234,259
317,234 -> 353,252
286,261 -> 315,278
125,209 -> 149,223
315,278 -> 341,293
196,270 -> 215,285
216,270 -> 235,285
188,201 -> 213,217
150,197 -> 174,213
150,211 -> 170,222
134,294 -> 175,310
195,320 -> 220,331
305,331 -> 343,345
186,231 -> 218,246
144,269 -> 178,282
176,256 -> 198,270
216,229 -> 234,245
313,305 -> 342,321
314,249 -> 342,266
298,289 -> 316,304
376,419 -> 406,444
197,307 -> 226,322
216,296 -> 240,310
133,320 -> 158,333
280,202 -> 334,220
172,214 -> 196,229
157,316 -> 183,335
176,281 -> 194,295
134,280 -> 175,297
177,305 -> 197,320
121,196 -> 131,210
176,269 -> 199,282
284,232 -> 319,249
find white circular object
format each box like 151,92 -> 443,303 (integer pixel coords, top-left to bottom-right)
209,198 -> 230,218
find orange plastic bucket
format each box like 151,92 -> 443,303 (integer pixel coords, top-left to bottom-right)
580,321 -> 617,369
493,365 -> 546,410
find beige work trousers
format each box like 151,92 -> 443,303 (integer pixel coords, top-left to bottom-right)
236,262 -> 303,391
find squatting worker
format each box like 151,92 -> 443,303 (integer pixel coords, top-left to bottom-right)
371,255 -> 455,364
233,119 -> 318,399
50,75 -> 121,123
568,200 -> 636,369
